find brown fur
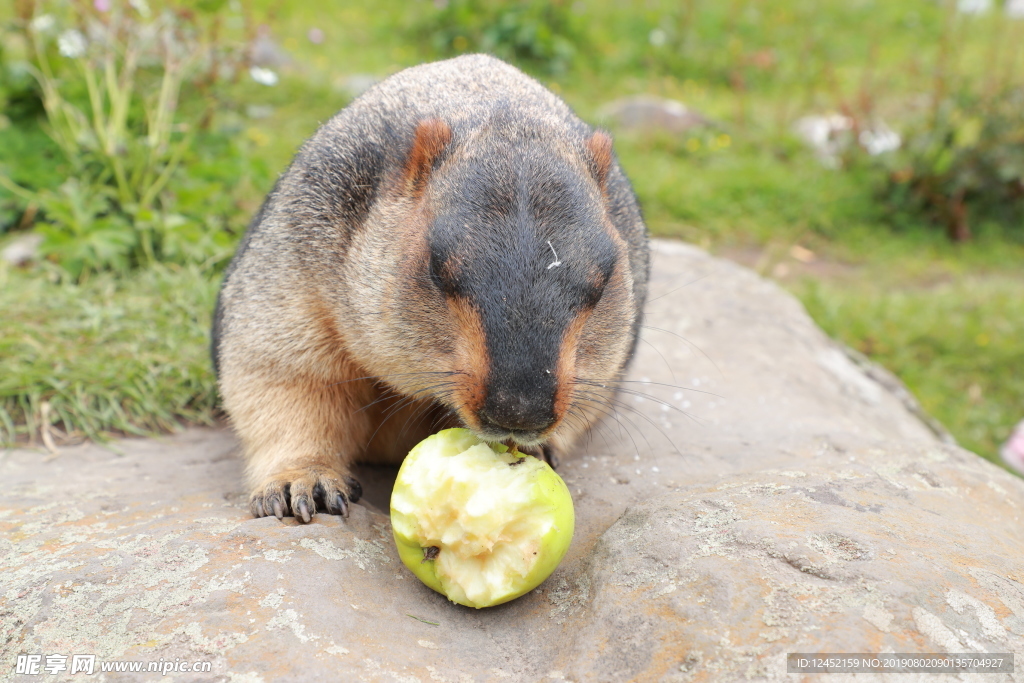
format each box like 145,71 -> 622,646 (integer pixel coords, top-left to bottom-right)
552,310 -> 591,431
586,131 -> 614,190
404,119 -> 452,195
447,296 -> 490,429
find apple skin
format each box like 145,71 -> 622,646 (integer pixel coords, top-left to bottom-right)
390,428 -> 575,609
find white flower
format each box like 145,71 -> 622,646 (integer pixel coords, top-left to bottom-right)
649,28 -> 667,47
30,14 -> 56,33
957,0 -> 991,14
249,66 -> 279,86
58,29 -> 88,59
129,0 -> 152,18
797,114 -> 851,148
859,126 -> 901,156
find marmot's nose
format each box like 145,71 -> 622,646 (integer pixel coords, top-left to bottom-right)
478,390 -> 556,434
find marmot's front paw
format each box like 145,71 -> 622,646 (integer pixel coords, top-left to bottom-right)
249,467 -> 363,523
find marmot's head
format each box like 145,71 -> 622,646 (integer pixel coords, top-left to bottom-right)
354,118 -> 640,447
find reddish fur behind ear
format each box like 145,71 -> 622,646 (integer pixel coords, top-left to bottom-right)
586,131 -> 614,190
404,118 -> 452,195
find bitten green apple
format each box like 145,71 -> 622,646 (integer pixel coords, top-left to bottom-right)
390,428 -> 575,608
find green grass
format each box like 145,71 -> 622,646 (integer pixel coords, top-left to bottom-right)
798,274 -> 1024,466
616,136 -> 881,247
0,263 -> 220,444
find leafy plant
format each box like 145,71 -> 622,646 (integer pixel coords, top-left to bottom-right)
0,19 -> 47,232
0,0 -> 262,278
418,0 -> 584,76
32,178 -> 135,278
879,87 -> 1024,242
0,34 -> 43,123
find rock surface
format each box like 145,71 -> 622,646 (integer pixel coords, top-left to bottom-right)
3,239 -> 1022,682
597,96 -> 709,134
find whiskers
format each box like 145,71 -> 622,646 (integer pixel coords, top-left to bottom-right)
570,376 -> 715,458
335,370 -> 463,452
322,366 -> 711,465
640,324 -> 722,379
324,370 -> 459,391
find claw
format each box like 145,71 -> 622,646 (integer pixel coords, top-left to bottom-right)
251,472 -> 361,522
345,476 -> 363,503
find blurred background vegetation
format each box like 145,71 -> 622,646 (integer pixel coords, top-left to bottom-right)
0,0 -> 1021,472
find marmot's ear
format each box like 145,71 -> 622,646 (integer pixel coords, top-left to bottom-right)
404,119 -> 452,196
586,130 -> 614,190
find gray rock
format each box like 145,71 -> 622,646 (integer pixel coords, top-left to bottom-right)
3,239 -> 1022,682
245,104 -> 275,120
249,26 -> 289,69
598,96 -> 709,134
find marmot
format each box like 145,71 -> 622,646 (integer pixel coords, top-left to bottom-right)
212,55 -> 649,522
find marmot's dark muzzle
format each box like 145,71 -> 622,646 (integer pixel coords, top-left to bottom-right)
478,379 -> 557,439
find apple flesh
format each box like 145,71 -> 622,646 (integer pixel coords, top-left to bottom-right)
390,428 -> 575,608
